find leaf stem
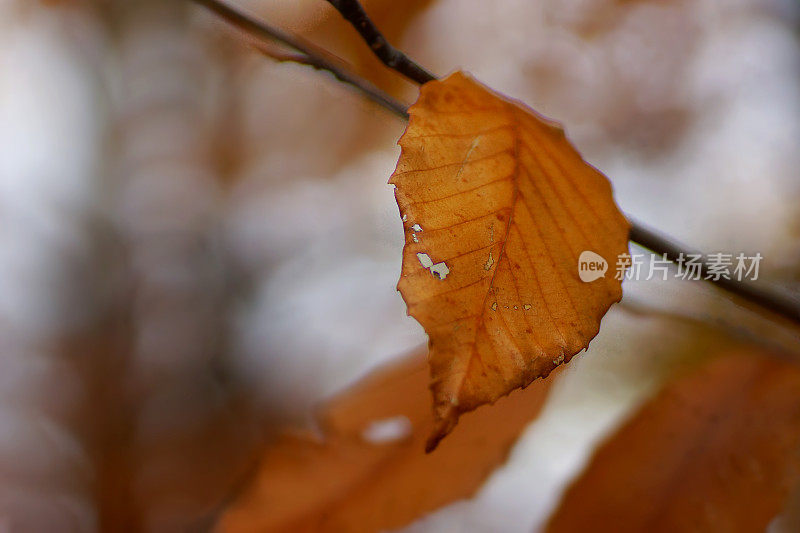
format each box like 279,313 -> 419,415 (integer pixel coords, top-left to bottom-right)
192,0 -> 800,327
323,0 -> 437,85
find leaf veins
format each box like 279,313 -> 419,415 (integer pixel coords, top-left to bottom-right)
389,71 -> 630,450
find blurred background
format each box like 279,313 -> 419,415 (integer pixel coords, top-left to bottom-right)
0,0 -> 798,530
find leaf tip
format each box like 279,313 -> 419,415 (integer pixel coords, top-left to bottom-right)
424,435 -> 440,454
424,424 -> 449,453
426,406 -> 461,453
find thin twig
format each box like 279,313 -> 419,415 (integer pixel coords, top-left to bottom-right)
252,42 -> 314,66
191,0 -> 800,326
324,0 -> 437,85
192,0 -> 408,118
630,222 -> 800,323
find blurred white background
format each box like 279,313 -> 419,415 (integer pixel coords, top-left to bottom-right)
0,0 -> 798,530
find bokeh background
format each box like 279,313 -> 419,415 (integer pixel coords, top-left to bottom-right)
0,0 -> 798,530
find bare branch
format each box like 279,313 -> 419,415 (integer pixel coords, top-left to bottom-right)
191,0 -> 800,327
630,222 -> 800,324
324,0 -> 437,85
192,0 -> 408,119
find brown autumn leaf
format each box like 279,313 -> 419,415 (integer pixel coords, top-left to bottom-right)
546,349 -> 800,533
390,71 -> 630,450
216,348 -> 561,533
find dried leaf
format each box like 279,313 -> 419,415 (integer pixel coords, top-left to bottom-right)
390,71 -> 630,449
546,350 -> 800,533
216,349 -> 560,533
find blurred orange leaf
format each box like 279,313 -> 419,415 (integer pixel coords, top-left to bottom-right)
546,350 -> 800,533
390,71 -> 630,450
216,349 -> 560,533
